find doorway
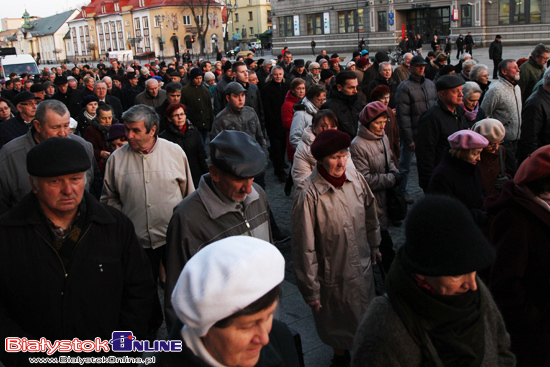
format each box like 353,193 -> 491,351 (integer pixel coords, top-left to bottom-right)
405,7 -> 450,41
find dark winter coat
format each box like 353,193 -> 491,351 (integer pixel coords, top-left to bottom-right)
366,73 -> 398,108
121,84 -> 144,110
428,152 -> 486,225
180,83 -> 214,132
486,180 -> 550,367
489,40 -> 503,61
395,74 -> 438,145
82,120 -> 110,174
518,85 -> 550,163
103,94 -> 124,121
143,320 -> 300,367
361,62 -> 381,97
0,114 -> 30,149
261,80 -> 289,139
242,81 -> 265,130
478,147 -> 507,197
52,87 -> 83,118
456,37 -> 464,50
322,89 -> 364,138
415,100 -> 470,191
76,109 -> 95,136
213,75 -> 232,115
518,56 -> 546,104
159,121 -> 208,188
0,192 -> 156,366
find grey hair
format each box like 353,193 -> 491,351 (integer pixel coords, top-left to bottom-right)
460,53 -> 472,62
35,99 -> 69,125
145,78 -> 159,88
403,52 -> 413,63
543,67 -> 550,87
270,65 -> 284,76
462,59 -> 477,71
462,81 -> 482,100
470,64 -> 488,82
93,80 -> 107,90
379,61 -> 392,70
308,62 -> 320,71
122,105 -> 159,136
102,76 -> 112,83
531,43 -> 550,58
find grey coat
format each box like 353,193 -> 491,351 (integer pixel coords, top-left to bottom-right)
211,104 -> 266,147
481,77 -> 522,142
350,125 -> 398,230
351,282 -> 516,367
134,89 -> 167,108
292,166 -> 381,350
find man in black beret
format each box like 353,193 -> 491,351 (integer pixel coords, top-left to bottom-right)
164,130 -> 272,331
51,75 -> 83,119
120,72 -> 144,110
0,91 -> 39,149
30,83 -> 46,101
287,58 -> 307,84
0,138 -> 155,366
415,75 -> 470,192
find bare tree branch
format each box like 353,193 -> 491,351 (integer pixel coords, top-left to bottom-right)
181,0 -> 214,56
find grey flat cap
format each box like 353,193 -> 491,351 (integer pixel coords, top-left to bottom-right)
210,130 -> 266,178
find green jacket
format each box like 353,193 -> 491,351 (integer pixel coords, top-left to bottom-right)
180,82 -> 214,131
519,56 -> 545,104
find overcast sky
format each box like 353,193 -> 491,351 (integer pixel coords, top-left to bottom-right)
4,1 -> 85,22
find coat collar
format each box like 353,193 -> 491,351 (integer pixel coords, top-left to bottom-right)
310,165 -> 355,195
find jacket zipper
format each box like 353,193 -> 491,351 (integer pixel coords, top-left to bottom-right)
240,210 -> 253,236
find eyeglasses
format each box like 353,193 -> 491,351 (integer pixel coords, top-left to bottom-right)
311,68 -> 321,70
19,101 -> 38,106
488,141 -> 503,148
171,113 -> 185,118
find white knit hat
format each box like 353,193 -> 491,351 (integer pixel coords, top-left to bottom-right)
171,236 -> 285,337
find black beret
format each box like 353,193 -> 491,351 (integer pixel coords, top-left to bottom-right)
189,68 -> 203,79
435,75 -> 465,91
410,55 -> 427,66
310,129 -> 351,160
54,75 -> 68,85
81,95 -> 99,108
27,137 -> 91,177
13,91 -> 39,105
439,65 -> 456,76
244,58 -> 255,66
127,72 -> 138,79
375,51 -> 390,63
30,84 -> 45,93
169,71 -> 181,77
399,195 -> 495,276
330,53 -> 339,59
223,60 -> 232,73
294,59 -> 305,67
210,130 -> 266,178
320,69 -> 334,82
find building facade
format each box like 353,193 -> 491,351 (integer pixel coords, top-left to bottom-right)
68,0 -> 224,63
271,0 -> 550,53
224,0 -> 272,48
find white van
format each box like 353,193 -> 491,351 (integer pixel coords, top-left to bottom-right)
0,54 -> 39,79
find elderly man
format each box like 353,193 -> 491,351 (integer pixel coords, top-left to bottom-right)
519,43 -> 550,104
0,100 -> 95,214
181,69 -> 214,145
102,75 -> 123,101
366,61 -> 398,107
101,104 -> 193,333
93,80 -> 123,120
121,72 -> 143,110
257,59 -> 273,88
0,92 -> 39,149
0,138 -> 155,367
155,236 -> 298,366
52,75 -> 83,118
164,130 -> 271,329
394,53 -> 413,85
30,84 -> 45,101
481,59 -> 522,174
134,78 -> 166,108
352,195 -> 515,367
322,71 -> 364,138
288,59 -> 307,84
517,68 -> 550,164
416,75 -> 469,192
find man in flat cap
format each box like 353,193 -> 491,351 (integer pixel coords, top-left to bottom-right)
52,75 -> 83,118
0,91 -> 39,149
0,100 -> 96,214
164,130 -> 272,330
180,69 -> 213,146
288,59 -> 308,84
415,75 -> 470,192
121,72 -> 144,110
101,104 -> 194,337
0,138 -> 155,366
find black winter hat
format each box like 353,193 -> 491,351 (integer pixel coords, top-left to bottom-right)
375,51 -> 390,63
398,195 -> 495,276
27,137 -> 91,177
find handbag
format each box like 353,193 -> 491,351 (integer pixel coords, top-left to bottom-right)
382,139 -> 408,221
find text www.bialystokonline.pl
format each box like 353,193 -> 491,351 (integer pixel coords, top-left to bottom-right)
28,355 -> 156,365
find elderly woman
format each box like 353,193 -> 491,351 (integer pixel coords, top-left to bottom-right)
77,95 -> 99,135
43,81 -> 56,98
351,101 -> 402,273
83,103 -> 118,175
292,110 -> 354,188
470,64 -> 491,103
292,129 -> 381,367
460,59 -> 477,81
460,81 -> 486,126
486,146 -> 550,367
428,130 -> 489,225
159,103 -> 208,188
347,61 -> 356,71
155,236 -> 299,366
370,85 -> 401,166
352,195 -> 516,367
472,118 -> 508,196
289,84 -> 327,149
305,62 -> 321,90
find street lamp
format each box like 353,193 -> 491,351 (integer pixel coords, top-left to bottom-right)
155,15 -> 165,61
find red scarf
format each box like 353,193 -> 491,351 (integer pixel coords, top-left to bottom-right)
317,163 -> 346,188
179,123 -> 187,134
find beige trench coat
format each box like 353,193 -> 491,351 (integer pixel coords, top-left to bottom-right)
350,124 -> 398,230
291,165 -> 381,350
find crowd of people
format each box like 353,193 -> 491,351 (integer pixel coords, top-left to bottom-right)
0,40 -> 549,367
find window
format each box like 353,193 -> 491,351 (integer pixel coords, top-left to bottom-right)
235,13 -> 239,22
242,28 -> 247,37
461,5 -> 472,27
154,16 -> 160,27
306,13 -> 324,35
499,0 -> 541,24
138,0 -> 145,7
117,20 -> 123,32
378,11 -> 387,31
183,15 -> 191,25
338,10 -> 364,33
248,12 -> 253,20
279,16 -> 294,36
249,0 -> 252,4
114,2 -> 120,11
142,16 -> 149,29
134,18 -> 141,29
101,5 -> 106,13
250,27 -> 254,35
197,15 -> 203,25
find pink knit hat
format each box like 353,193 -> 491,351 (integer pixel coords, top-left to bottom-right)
359,101 -> 388,126
447,130 -> 489,150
